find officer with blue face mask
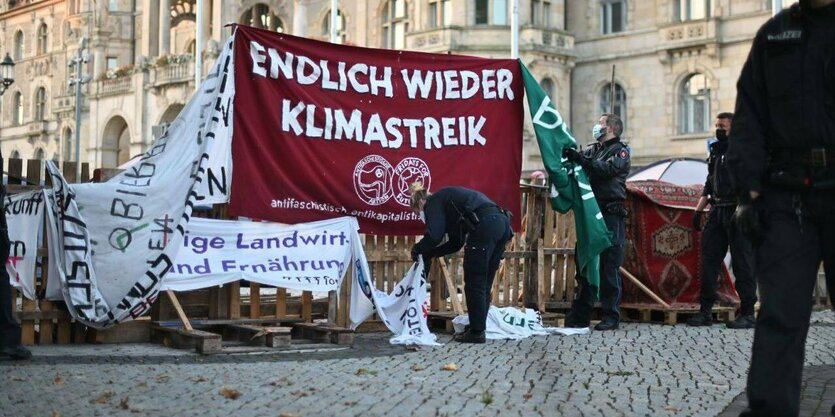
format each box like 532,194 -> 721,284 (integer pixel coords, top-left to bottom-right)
562,113 -> 631,331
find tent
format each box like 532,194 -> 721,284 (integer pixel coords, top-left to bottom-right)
628,157 -> 707,186
619,158 -> 739,308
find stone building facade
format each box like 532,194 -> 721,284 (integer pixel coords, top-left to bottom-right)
0,0 -> 783,172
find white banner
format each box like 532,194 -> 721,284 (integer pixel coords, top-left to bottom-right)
5,190 -> 44,300
43,36 -> 236,328
453,306 -> 590,339
163,217 -> 356,292
350,245 -> 439,346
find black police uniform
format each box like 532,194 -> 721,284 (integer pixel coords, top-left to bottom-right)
566,136 -> 630,327
0,172 -> 22,355
412,187 -> 513,333
725,3 -> 835,416
697,138 -> 757,319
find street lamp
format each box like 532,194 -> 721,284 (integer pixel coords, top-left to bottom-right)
0,53 -> 15,96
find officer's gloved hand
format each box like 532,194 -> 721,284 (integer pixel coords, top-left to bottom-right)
732,197 -> 764,245
692,212 -> 703,231
562,147 -> 586,165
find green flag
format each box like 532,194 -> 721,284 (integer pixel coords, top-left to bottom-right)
520,63 -> 612,296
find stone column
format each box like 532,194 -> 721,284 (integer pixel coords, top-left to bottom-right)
159,0 -> 171,55
292,0 -> 309,37
141,0 -> 160,57
211,0 -> 223,41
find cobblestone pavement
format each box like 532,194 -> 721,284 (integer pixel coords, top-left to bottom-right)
2,311 -> 835,417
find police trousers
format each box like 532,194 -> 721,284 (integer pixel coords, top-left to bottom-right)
745,185 -> 835,417
700,205 -> 757,315
569,213 -> 626,324
463,212 -> 513,333
0,229 -> 19,349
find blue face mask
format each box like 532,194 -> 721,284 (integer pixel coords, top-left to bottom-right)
592,124 -> 607,141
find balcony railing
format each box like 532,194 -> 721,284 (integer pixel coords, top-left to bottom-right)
98,77 -> 133,95
658,20 -> 717,50
154,61 -> 194,86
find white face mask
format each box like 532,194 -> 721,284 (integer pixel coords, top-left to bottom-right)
592,123 -> 607,141
419,211 -> 426,223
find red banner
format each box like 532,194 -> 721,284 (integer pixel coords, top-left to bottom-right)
228,26 -> 523,235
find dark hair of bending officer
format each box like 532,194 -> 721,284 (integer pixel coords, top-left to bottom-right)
725,0 -> 835,415
409,183 -> 513,344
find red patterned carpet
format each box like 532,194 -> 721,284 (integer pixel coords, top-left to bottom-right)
622,180 -> 739,307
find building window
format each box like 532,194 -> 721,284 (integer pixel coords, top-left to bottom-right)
675,0 -> 712,22
428,0 -> 451,28
680,73 -> 710,134
382,0 -> 408,49
10,151 -> 20,159
540,78 -> 555,99
322,10 -> 347,43
240,3 -> 284,32
35,148 -> 45,161
475,0 -> 507,25
13,92 -> 23,126
14,31 -> 24,61
37,24 -> 48,55
600,0 -> 625,34
531,0 -> 552,27
106,57 -> 119,71
109,0 -> 119,11
34,88 -> 47,120
600,82 -> 627,125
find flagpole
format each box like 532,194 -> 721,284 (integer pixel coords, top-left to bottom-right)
195,0 -> 204,87
330,0 -> 338,43
511,0 -> 519,59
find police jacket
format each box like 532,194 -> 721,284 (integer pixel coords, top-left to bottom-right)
703,139 -> 737,204
412,187 -> 495,257
726,3 -> 835,193
580,137 -> 631,204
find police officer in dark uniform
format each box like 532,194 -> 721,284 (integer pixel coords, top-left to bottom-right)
688,112 -> 758,329
409,183 -> 513,343
726,1 -> 835,415
562,113 -> 630,331
0,154 -> 31,361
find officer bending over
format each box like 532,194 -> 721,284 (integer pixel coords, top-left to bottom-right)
410,184 -> 513,343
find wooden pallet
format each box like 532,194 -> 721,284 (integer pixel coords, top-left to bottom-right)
621,303 -> 736,325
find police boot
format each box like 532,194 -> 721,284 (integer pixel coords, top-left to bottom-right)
454,329 -> 486,344
726,314 -> 756,329
686,312 -> 713,327
0,345 -> 32,361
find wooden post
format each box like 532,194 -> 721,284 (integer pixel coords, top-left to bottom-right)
275,288 -> 287,318
228,281 -> 241,319
166,290 -> 194,331
537,241 -> 546,312
327,290 -> 338,325
249,283 -> 261,318
438,258 -> 464,315
301,291 -> 313,322
619,267 -> 670,309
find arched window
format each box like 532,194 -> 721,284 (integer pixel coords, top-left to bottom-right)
14,31 -> 24,61
34,148 -> 45,161
675,0 -> 712,22
540,78 -> 555,99
37,23 -> 48,55
186,39 -> 196,58
10,150 -> 20,159
13,92 -> 23,126
382,0 -> 408,49
322,10 -> 347,44
679,73 -> 710,134
475,0 -> 507,25
34,88 -> 47,120
240,3 -> 284,32
600,82 -> 626,123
